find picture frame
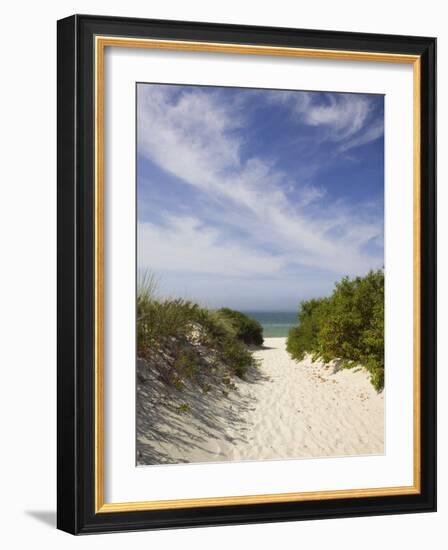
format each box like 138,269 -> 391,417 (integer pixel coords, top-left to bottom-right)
57,14 -> 436,534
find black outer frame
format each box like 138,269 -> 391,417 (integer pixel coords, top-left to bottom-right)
57,14 -> 436,535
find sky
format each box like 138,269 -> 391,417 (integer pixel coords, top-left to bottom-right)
137,83 -> 384,311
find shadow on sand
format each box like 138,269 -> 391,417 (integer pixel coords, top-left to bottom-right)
137,359 -> 269,465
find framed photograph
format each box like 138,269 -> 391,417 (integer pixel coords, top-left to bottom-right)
57,14 -> 436,534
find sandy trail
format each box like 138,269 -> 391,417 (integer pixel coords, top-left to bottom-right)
137,337 -> 384,465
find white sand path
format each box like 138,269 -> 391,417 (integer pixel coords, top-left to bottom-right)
229,337 -> 384,461
138,337 -> 384,465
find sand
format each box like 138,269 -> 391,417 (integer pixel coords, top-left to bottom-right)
137,337 -> 384,465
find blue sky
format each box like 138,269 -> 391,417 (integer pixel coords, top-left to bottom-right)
137,83 -> 384,311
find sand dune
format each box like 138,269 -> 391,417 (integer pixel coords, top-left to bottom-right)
137,337 -> 384,465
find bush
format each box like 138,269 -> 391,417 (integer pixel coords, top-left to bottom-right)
137,278 -> 257,385
217,308 -> 264,346
286,270 -> 384,391
286,298 -> 329,361
220,338 -> 256,378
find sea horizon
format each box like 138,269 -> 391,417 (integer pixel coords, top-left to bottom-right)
242,310 -> 297,338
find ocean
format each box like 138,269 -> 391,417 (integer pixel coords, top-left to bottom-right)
243,311 -> 298,338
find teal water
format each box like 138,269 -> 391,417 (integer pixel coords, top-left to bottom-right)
243,311 -> 297,338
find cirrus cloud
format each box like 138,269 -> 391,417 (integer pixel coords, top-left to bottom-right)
137,84 -> 384,307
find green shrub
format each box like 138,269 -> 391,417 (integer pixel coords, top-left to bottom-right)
220,338 -> 256,378
286,270 -> 384,391
217,308 -> 264,346
137,277 -> 257,387
286,298 -> 329,361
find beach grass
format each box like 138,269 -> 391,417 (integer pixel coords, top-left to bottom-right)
136,272 -> 385,465
137,274 -> 260,388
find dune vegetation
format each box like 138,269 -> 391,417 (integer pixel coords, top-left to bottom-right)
287,269 -> 384,391
136,273 -> 267,463
217,308 -> 264,346
137,273 -> 261,389
136,271 -> 385,465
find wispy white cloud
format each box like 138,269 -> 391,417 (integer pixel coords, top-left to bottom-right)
138,215 -> 285,278
338,117 -> 384,152
137,85 -> 383,286
266,90 -> 383,152
297,185 -> 326,206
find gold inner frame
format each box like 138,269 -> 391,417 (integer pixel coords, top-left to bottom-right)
94,36 -> 421,513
